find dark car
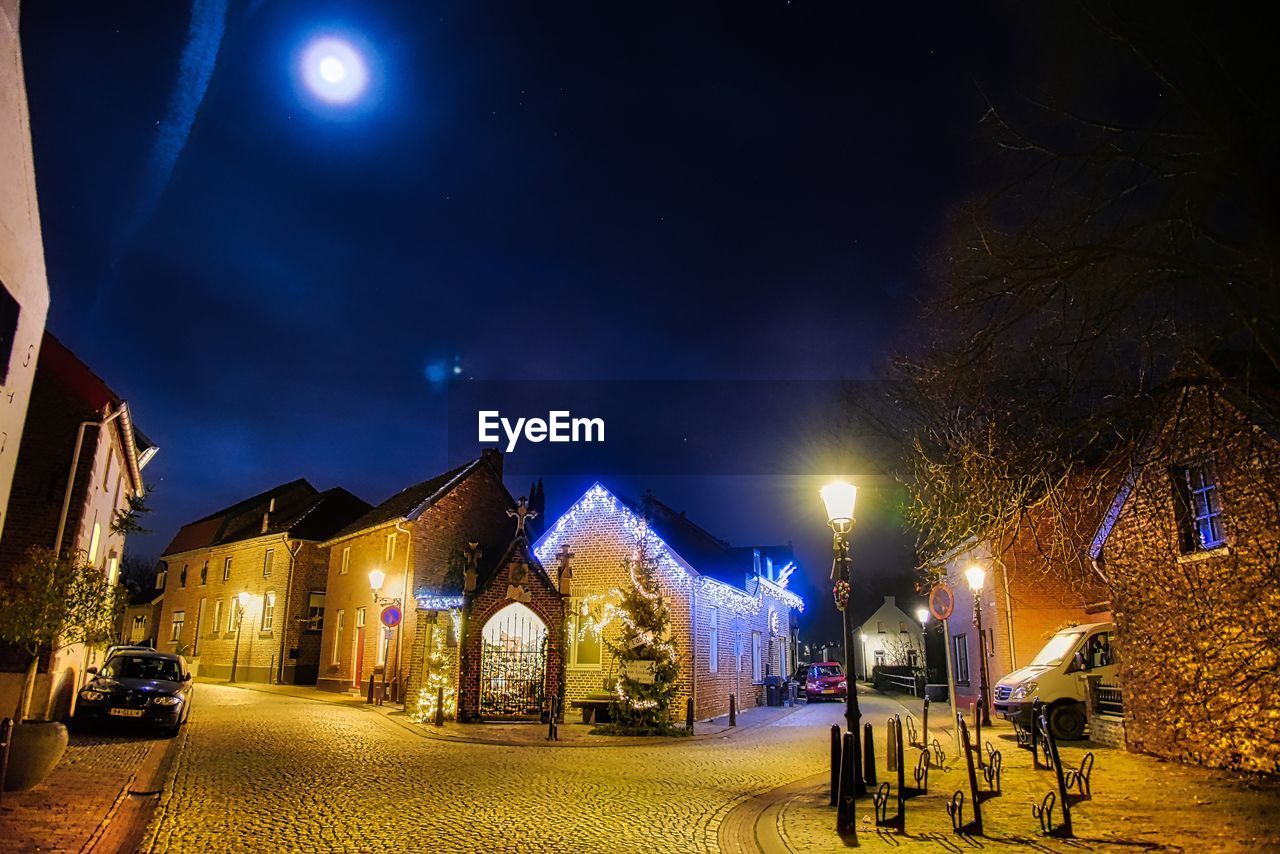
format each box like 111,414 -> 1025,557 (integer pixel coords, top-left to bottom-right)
803,662 -> 848,702
74,651 -> 193,736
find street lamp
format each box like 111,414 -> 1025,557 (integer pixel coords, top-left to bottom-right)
229,592 -> 249,683
821,479 -> 864,818
369,569 -> 403,703
916,606 -> 930,686
965,564 -> 992,725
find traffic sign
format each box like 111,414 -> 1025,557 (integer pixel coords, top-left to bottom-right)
380,605 -> 402,628
929,584 -> 954,621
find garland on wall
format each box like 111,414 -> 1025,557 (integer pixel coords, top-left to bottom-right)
410,622 -> 456,723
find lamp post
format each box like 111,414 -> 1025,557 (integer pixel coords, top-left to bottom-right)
916,606 -> 930,686
369,569 -> 403,703
965,564 -> 992,726
229,592 -> 249,683
821,479 -> 864,812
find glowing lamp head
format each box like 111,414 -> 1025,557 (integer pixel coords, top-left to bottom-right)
820,480 -> 858,526
301,37 -> 369,104
965,564 -> 987,594
916,607 -> 929,625
236,591 -> 250,609
368,569 -> 386,594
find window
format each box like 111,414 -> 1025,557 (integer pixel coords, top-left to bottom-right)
751,631 -> 763,682
261,591 -> 276,632
952,633 -> 970,686
877,621 -> 886,634
130,615 -> 147,642
306,592 -> 325,631
332,610 -> 345,665
223,557 -> 232,581
566,600 -> 602,669
88,520 -> 101,564
199,562 -> 208,586
377,627 -> 390,665
1175,461 -> 1226,551
106,554 -> 119,587
212,600 -> 223,635
179,565 -> 188,588
355,607 -> 366,628
707,606 -> 719,674
340,547 -> 350,575
155,569 -> 167,590
170,610 -> 185,642
874,649 -> 886,669
263,548 -> 274,578
906,649 -> 919,668
385,533 -> 396,563
899,621 -> 908,633
228,599 -> 240,633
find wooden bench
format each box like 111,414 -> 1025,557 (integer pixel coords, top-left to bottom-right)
570,698 -> 613,724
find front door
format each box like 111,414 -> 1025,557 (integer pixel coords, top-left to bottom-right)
479,602 -> 547,718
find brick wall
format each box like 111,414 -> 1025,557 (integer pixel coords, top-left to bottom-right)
1101,386 -> 1280,773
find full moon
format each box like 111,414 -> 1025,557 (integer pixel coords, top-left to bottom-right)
301,37 -> 368,104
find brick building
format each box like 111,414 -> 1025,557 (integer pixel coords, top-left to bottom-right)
1091,373 -> 1280,773
0,332 -> 155,719
121,586 -> 163,646
531,484 -> 804,721
316,451 -> 517,700
850,595 -> 926,680
158,480 -> 370,684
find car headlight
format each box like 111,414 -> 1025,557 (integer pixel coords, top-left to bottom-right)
79,690 -> 106,702
150,696 -> 183,706
838,679 -> 847,688
1010,681 -> 1038,700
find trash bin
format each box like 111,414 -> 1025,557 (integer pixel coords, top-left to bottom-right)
764,675 -> 784,707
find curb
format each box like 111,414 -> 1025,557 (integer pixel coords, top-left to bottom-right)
717,771 -> 827,854
81,727 -> 186,853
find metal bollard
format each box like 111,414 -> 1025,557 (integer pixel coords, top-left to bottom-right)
0,717 -> 10,807
546,696 -> 559,741
863,722 -> 877,786
829,724 -> 841,806
687,697 -> 695,733
434,687 -> 445,727
366,673 -> 376,704
887,718 -> 899,772
836,732 -> 859,842
729,694 -> 737,727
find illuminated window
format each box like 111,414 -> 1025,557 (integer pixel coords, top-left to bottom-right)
106,554 -> 119,586
751,631 -> 763,682
223,556 -> 232,581
385,533 -> 396,563
212,600 -> 223,636
355,607 -> 366,628
707,606 -> 719,674
877,621 -> 886,634
263,548 -> 274,578
227,600 -> 238,633
566,600 -> 601,669
261,591 -> 276,632
88,521 -> 102,564
899,621 -> 908,633
1175,461 -> 1227,551
340,547 -> 350,575
170,610 -> 185,643
332,610 -> 345,664
307,592 -> 325,630
377,627 -> 390,665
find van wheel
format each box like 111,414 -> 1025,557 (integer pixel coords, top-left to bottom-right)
1049,702 -> 1087,741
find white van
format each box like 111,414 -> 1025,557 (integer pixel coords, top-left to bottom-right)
992,621 -> 1116,740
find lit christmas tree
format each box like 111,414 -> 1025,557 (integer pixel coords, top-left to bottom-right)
606,545 -> 682,734
410,622 -> 456,723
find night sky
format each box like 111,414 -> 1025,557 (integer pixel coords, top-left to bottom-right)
18,1 -> 1019,640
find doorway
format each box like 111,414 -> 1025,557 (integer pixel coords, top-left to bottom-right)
478,602 -> 547,718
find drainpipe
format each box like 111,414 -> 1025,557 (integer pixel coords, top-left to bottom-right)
999,555 -> 1017,671
277,535 -> 304,685
395,520 -> 412,705
54,406 -> 124,557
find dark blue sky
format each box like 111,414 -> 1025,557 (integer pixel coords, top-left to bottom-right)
19,1 -> 1015,638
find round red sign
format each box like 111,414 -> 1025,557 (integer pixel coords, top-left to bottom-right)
380,605 -> 402,628
929,584 -> 954,621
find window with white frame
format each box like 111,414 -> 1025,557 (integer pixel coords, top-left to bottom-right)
355,607 -> 366,628
566,600 -> 602,669
340,547 -> 350,575
263,548 -> 274,578
751,631 -> 763,682
223,556 -> 232,581
155,569 -> 167,590
1176,460 -> 1227,551
170,610 -> 185,642
877,620 -> 886,633
952,633 -> 970,686
261,591 -> 276,632
376,626 -> 391,665
227,599 -> 239,633
306,592 -> 325,630
332,610 -> 345,665
385,533 -> 396,563
212,599 -> 223,635
707,606 -> 719,674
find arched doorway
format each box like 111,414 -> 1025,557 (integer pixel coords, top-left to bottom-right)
479,602 -> 548,718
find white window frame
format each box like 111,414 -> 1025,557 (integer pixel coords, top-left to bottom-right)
155,569 -> 167,590
170,610 -> 185,643
707,606 -> 719,674
212,599 -> 223,636
263,548 -> 274,578
355,607 -> 366,628
376,626 -> 390,665
261,591 -> 276,632
332,610 -> 345,665
1184,461 -> 1227,550
566,600 -> 602,670
223,556 -> 232,581
340,547 -> 350,575
751,631 -> 763,682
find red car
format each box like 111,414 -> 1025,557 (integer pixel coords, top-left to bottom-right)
804,662 -> 848,701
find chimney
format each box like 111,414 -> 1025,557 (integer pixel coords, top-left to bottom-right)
480,448 -> 503,480
261,497 -> 276,534
885,595 -> 895,606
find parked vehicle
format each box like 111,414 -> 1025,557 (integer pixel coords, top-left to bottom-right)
73,651 -> 193,736
789,664 -> 810,697
803,662 -> 848,701
102,643 -> 155,663
992,621 -> 1116,741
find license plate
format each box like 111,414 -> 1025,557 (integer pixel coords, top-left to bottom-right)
822,689 -> 836,694
109,708 -> 145,718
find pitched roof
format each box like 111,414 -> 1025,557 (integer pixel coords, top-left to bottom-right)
327,455 -> 506,542
162,480 -> 371,557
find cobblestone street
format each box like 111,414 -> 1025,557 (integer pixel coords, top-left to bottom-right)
146,685 -> 853,853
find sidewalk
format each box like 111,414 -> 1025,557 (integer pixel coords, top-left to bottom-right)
745,702 -> 1280,852
0,728 -> 177,853
213,679 -> 805,747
